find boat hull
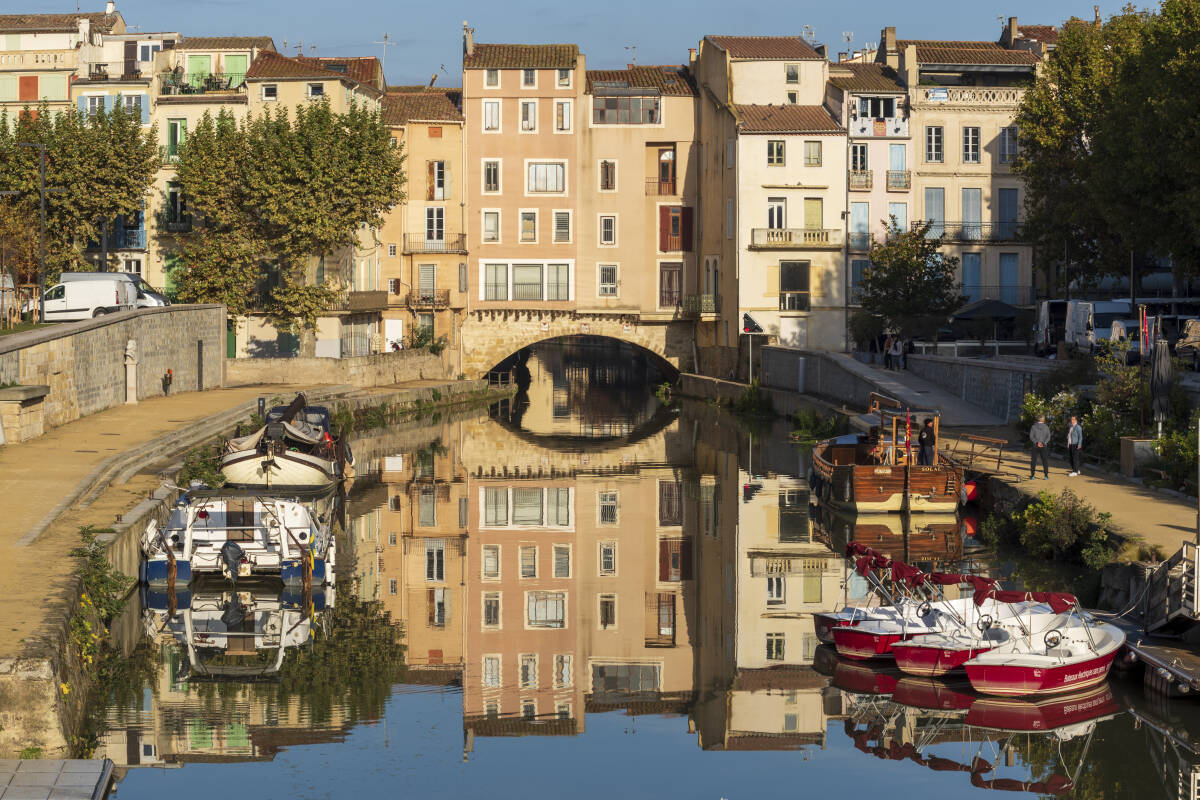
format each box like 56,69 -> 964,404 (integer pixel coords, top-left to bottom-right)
220,450 -> 335,489
143,558 -> 192,585
832,626 -> 912,660
964,650 -> 1118,696
892,641 -> 995,677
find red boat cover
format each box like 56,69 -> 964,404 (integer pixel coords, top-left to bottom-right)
846,543 -> 873,558
891,562 -> 924,586
969,758 -> 1073,795
972,587 -> 1077,613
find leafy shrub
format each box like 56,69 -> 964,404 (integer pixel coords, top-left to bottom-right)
978,514 -> 1011,547
1018,389 -> 1081,446
1154,407 -> 1200,490
1038,356 -> 1095,397
732,380 -> 773,415
792,408 -> 848,442
177,444 -> 226,489
1016,489 -> 1115,567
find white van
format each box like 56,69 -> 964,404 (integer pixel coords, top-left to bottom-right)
1064,300 -> 1133,352
26,278 -> 136,321
60,271 -> 169,308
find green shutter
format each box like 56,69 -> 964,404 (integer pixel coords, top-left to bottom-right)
39,74 -> 67,101
0,76 -> 16,102
223,54 -> 247,84
186,54 -> 211,83
163,252 -> 181,297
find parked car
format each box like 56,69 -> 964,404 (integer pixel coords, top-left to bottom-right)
60,271 -> 169,308
24,277 -> 136,321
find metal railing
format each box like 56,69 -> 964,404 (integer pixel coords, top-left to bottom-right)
512,283 -> 544,301
886,170 -> 911,190
659,288 -> 682,308
488,370 -> 513,388
87,64 -> 143,81
918,220 -> 1023,242
159,71 -> 246,95
328,290 -> 389,313
958,284 -> 1034,305
912,86 -> 1025,107
406,289 -> 450,309
848,170 -> 873,190
89,228 -> 147,251
403,233 -> 466,254
645,178 -> 677,195
682,293 -> 719,316
156,212 -> 192,233
780,292 -> 810,311
750,228 -> 843,248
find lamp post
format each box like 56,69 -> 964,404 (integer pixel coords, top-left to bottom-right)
0,143 -> 65,323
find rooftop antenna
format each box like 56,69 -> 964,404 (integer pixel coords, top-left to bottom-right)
296,40 -> 303,56
282,39 -> 288,54
310,42 -> 317,55
624,44 -> 636,65
374,33 -> 396,83
802,25 -> 815,44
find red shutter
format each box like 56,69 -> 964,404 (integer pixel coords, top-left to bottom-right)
18,76 -> 38,102
658,539 -> 669,582
680,539 -> 693,581
659,205 -> 671,251
680,207 -> 694,252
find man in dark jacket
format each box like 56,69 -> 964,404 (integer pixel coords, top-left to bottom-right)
1029,415 -> 1051,479
917,418 -> 936,465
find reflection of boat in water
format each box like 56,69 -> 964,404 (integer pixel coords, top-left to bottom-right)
142,579 -> 328,681
892,676 -> 975,711
965,683 -> 1119,733
810,502 -> 963,569
831,657 -> 902,696
810,401 -> 963,513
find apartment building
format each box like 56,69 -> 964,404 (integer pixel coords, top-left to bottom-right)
379,88 -> 466,351
879,24 -> 1040,306
695,36 -> 849,358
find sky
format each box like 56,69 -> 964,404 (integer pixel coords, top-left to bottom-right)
25,0 -> 1125,85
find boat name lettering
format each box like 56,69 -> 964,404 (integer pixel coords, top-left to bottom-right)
873,468 -> 891,475
1062,664 -> 1107,683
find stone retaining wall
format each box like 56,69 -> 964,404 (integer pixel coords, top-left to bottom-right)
904,354 -> 1055,423
0,306 -> 225,431
225,349 -> 450,388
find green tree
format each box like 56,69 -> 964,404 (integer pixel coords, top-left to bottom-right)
857,221 -> 964,337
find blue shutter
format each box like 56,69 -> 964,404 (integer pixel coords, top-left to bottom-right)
104,94 -> 115,112
962,253 -> 981,302
77,95 -> 86,114
999,253 -> 1019,305
140,93 -> 150,125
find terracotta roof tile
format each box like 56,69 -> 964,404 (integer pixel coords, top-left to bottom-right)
177,36 -> 275,51
827,63 -> 905,93
463,43 -> 578,70
296,56 -> 382,89
0,11 -> 118,33
246,50 -> 345,80
897,39 -> 1039,66
734,104 -> 843,134
382,90 -> 463,125
585,65 -> 695,96
706,35 -> 822,61
1018,25 -> 1059,44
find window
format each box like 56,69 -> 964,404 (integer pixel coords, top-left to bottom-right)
767,575 -> 785,605
307,83 -> 324,98
547,263 -> 570,301
599,215 -> 616,245
528,591 -> 565,628
261,84 -> 277,101
553,545 -> 570,578
427,587 -> 447,627
485,68 -> 499,87
599,160 -> 616,191
483,656 -> 500,687
388,578 -> 397,595
924,187 -> 945,238
522,700 -> 536,720
858,97 -> 896,118
786,91 -> 798,104
600,542 -> 617,575
851,258 -> 869,302
522,68 -> 536,87
166,118 -> 186,158
998,187 -> 1019,239
887,201 -> 907,233
659,206 -> 692,251
925,126 -> 943,163
123,94 -> 142,116
165,182 -> 188,225
780,261 -> 810,311
483,160 -> 500,192
485,487 -> 509,524
425,539 -> 445,582
139,43 -> 161,62
726,199 -> 733,238
767,197 -> 786,230
659,263 -> 682,307
553,211 -> 571,243
598,491 -> 618,524
520,654 -> 538,688
598,265 -> 618,297
483,544 -> 500,579
785,63 -> 799,83
520,545 -> 538,578
557,68 -> 571,87
428,160 -> 446,200
428,126 -> 442,138
519,211 -> 537,243
483,211 -> 500,242
658,482 -> 683,526
485,701 -> 499,718
766,632 -> 785,661
484,264 -> 508,301
599,595 -> 616,629
513,488 -> 545,524
767,140 -> 785,166
1000,125 -> 1019,164
963,126 -> 980,163
554,654 -> 572,687
555,100 -> 571,131
418,485 -> 436,525
85,95 -> 105,119
851,142 -> 868,172
527,162 -> 565,193
390,136 -> 397,148
592,95 -> 660,124
962,187 -> 982,239
425,207 -> 444,242
483,593 -> 500,627
520,100 -> 537,131
387,243 -> 397,257
803,140 -> 822,167
483,100 -> 500,131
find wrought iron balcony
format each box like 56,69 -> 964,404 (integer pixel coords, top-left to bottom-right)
959,284 -> 1034,306
159,70 -> 246,95
682,293 -> 719,316
886,170 -> 911,191
848,170 -> 873,190
919,221 -> 1024,242
645,178 -> 677,196
403,233 -> 467,254
155,212 -> 191,234
406,289 -> 450,309
328,290 -> 389,313
749,228 -> 843,250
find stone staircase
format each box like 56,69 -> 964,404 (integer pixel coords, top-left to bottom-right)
1145,541 -> 1200,635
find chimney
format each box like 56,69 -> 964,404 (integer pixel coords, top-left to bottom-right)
462,21 -> 475,58
77,16 -> 90,43
105,0 -> 114,14
429,72 -> 438,88
882,26 -> 896,53
688,47 -> 696,64
838,51 -> 848,63
1007,17 -> 1019,47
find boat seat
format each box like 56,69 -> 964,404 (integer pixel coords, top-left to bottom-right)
1047,647 -> 1073,658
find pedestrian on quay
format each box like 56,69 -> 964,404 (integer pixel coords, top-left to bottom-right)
917,417 -> 936,465
889,336 -> 903,371
1029,414 -> 1051,480
1067,415 -> 1083,476
883,334 -> 894,370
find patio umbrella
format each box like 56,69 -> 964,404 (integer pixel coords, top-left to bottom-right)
1150,339 -> 1172,436
952,299 -> 1022,356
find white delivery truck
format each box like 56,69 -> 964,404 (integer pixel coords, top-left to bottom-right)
26,276 -> 136,321
1063,300 -> 1133,353
60,271 -> 169,308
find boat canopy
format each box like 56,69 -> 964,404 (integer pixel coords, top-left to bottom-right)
844,544 -> 994,591
225,419 -> 326,453
972,587 -> 1077,613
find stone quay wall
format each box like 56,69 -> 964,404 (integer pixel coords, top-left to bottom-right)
0,306 -> 225,431
225,349 -> 450,388
904,354 -> 1055,423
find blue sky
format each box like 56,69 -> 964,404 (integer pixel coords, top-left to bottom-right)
30,0 -> 1123,85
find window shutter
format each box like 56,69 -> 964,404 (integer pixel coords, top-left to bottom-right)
680,539 -> 693,580
658,540 -> 669,581
442,589 -> 451,625
459,263 -> 467,294
680,208 -> 693,252
104,94 -> 116,112
140,94 -> 150,125
444,162 -> 452,199
658,206 -> 670,251
555,547 -> 569,578
426,588 -> 436,626
426,161 -> 435,201
77,95 -> 87,114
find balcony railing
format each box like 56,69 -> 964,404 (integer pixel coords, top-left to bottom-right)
159,71 -> 246,95
156,212 -> 192,233
403,233 -> 467,254
848,232 -> 871,252
919,221 -> 1024,242
645,178 -> 677,196
750,228 -> 843,249
87,227 -> 148,251
848,170 -> 873,190
406,289 -> 450,309
849,116 -> 909,138
780,291 -> 810,311
86,64 -> 144,82
886,170 -> 911,190
912,86 -> 1025,108
659,288 -> 682,308
682,293 -> 719,316
329,290 -> 389,313
959,284 -> 1034,306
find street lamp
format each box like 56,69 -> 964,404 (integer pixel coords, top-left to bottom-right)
0,142 -> 65,323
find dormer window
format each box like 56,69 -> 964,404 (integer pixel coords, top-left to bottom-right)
557,68 -> 571,87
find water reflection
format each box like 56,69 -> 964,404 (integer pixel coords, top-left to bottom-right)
91,348 -> 1200,799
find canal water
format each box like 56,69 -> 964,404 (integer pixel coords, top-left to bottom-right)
92,341 -> 1200,798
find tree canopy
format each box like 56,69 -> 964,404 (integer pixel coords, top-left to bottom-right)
856,221 -> 964,337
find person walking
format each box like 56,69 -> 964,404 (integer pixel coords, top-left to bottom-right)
883,334 -> 893,370
1067,415 -> 1083,476
1029,414 -> 1051,480
917,418 -> 936,466
889,336 -> 903,371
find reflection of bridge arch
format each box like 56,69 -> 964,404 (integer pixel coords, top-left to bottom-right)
459,310 -> 693,377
